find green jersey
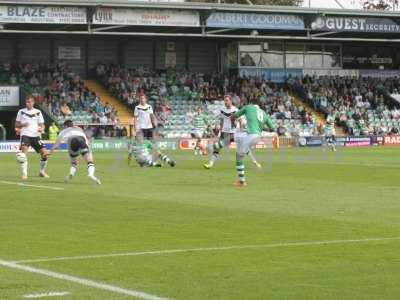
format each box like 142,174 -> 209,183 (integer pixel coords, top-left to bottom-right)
193,113 -> 208,131
325,115 -> 335,131
131,140 -> 154,159
235,105 -> 275,135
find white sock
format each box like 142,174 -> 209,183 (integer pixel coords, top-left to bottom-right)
208,154 -> 218,166
70,166 -> 77,177
88,162 -> 95,177
40,159 -> 48,172
248,150 -> 258,164
20,161 -> 28,176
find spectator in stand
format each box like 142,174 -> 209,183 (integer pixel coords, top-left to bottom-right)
289,75 -> 400,136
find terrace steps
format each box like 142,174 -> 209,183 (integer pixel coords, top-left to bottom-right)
84,80 -> 134,127
290,93 -> 346,136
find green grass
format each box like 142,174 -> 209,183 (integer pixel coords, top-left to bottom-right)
0,147 -> 400,299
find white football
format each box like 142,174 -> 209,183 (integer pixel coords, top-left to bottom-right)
16,152 -> 27,163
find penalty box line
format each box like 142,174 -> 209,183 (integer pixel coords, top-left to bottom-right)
14,236 -> 400,264
0,260 -> 169,300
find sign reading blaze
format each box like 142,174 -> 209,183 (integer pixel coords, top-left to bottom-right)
0,5 -> 87,24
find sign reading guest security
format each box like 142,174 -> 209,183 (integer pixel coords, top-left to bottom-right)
311,16 -> 400,33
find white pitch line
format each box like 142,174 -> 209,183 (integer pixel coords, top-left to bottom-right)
14,237 -> 400,264
0,260 -> 168,300
0,181 -> 64,191
23,291 -> 70,298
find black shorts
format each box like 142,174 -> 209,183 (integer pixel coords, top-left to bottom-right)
221,132 -> 235,144
141,129 -> 154,140
326,135 -> 336,143
20,136 -> 45,153
69,136 -> 90,158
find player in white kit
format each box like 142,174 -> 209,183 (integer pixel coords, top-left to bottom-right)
134,95 -> 156,140
15,96 -> 50,180
50,120 -> 101,185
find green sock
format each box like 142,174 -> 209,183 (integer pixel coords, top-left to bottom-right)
236,160 -> 245,183
159,153 -> 171,164
213,140 -> 224,152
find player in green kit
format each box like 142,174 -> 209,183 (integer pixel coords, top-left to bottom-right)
191,107 -> 208,156
232,99 -> 276,187
128,137 -> 176,168
324,113 -> 337,152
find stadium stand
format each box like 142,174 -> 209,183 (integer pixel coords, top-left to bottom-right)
289,75 -> 400,136
0,62 -> 129,138
96,65 -> 319,138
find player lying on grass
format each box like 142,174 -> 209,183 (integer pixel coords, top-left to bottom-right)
15,96 -> 50,180
204,95 -> 261,169
128,136 -> 176,168
232,98 -> 276,187
50,120 -> 101,185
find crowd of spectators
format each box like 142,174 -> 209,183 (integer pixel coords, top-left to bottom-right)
289,75 -> 400,136
96,64 -> 318,137
0,62 -> 127,138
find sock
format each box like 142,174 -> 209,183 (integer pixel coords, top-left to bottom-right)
87,162 -> 95,177
20,160 -> 28,177
70,161 -> 77,177
159,153 -> 171,164
248,150 -> 258,165
208,154 -> 218,166
213,140 -> 224,153
40,157 -> 48,173
236,160 -> 246,183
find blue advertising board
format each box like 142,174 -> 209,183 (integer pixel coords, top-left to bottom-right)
207,12 -> 304,30
239,68 -> 303,83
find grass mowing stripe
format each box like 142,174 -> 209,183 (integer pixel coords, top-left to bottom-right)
0,180 -> 65,191
14,237 -> 400,264
0,259 -> 169,300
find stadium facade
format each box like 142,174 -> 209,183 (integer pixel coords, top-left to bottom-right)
1,0 -> 400,140
0,1 -> 399,78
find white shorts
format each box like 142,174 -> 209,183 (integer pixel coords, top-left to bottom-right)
191,130 -> 204,139
324,129 -> 336,137
236,133 -> 260,156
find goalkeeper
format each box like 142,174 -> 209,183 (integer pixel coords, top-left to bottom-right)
128,136 -> 176,168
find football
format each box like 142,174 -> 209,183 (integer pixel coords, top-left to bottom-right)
15,152 -> 26,164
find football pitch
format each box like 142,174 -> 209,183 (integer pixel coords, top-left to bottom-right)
0,147 -> 400,300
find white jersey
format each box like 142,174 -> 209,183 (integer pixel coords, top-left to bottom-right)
56,126 -> 89,147
234,116 -> 247,141
221,106 -> 239,134
134,104 -> 154,130
16,108 -> 44,137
